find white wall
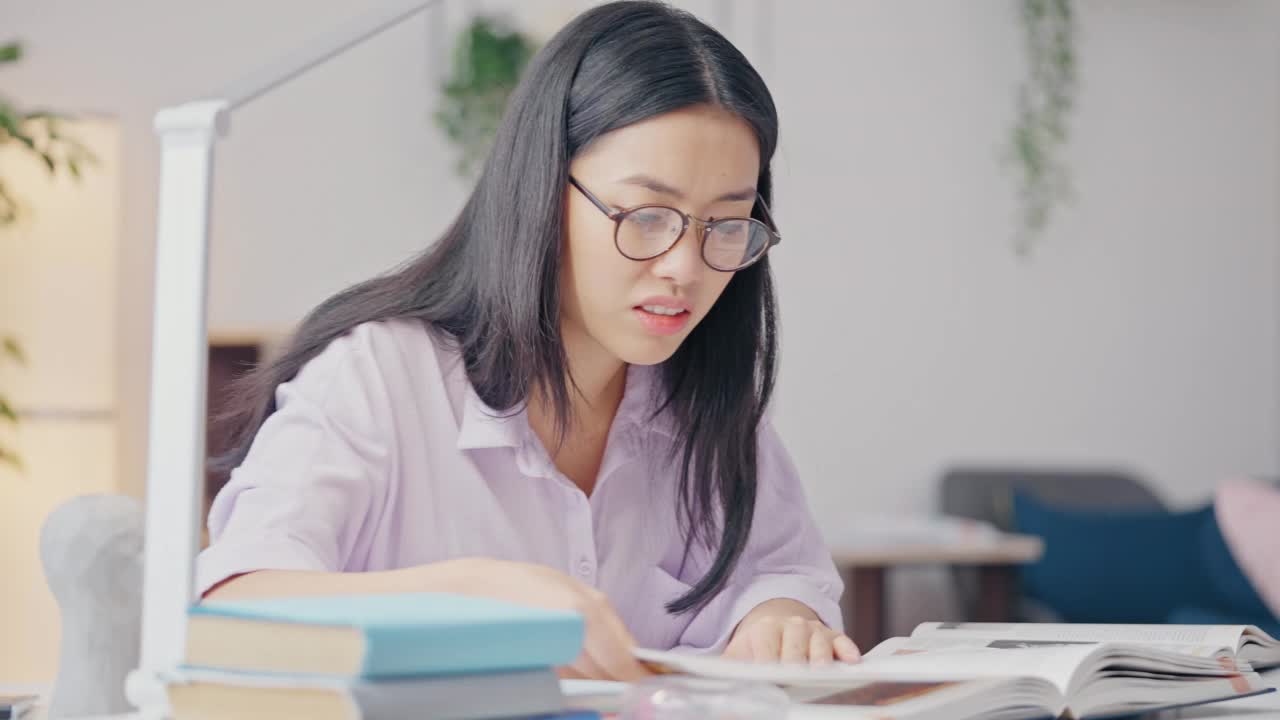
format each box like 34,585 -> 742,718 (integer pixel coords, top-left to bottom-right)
769,1 -> 1280,530
4,0 -> 1279,651
5,0 -> 393,500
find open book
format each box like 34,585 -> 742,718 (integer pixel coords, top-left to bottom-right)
903,622 -> 1280,668
634,623 -> 1280,720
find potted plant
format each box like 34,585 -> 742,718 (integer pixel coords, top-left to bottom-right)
1007,0 -> 1077,257
434,17 -> 536,178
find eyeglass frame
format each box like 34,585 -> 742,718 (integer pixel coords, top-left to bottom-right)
568,175 -> 782,272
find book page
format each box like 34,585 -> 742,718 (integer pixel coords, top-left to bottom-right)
636,642 -> 1088,696
868,637 -> 1247,688
634,648 -> 888,687
908,622 -> 1247,657
632,648 -> 1066,716
872,633 -> 1232,663
866,634 -> 1098,657
791,676 -> 1061,719
859,636 -> 1098,694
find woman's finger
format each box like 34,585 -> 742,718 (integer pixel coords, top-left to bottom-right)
569,650 -> 608,680
723,633 -> 753,661
808,627 -> 836,665
590,641 -> 650,681
557,665 -> 584,680
834,634 -> 862,663
584,604 -> 651,680
780,617 -> 810,663
748,618 -> 782,662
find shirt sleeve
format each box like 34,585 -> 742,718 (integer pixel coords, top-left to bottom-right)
195,324 -> 395,597
672,417 -> 844,654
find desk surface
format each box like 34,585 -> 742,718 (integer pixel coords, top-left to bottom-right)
830,534 -> 1045,567
13,668 -> 1278,719
791,681 -> 1280,720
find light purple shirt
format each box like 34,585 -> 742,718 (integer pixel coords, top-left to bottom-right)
198,319 -> 843,652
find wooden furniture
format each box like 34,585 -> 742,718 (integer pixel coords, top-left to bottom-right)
204,329 -> 287,511
832,534 -> 1045,649
205,342 -> 260,507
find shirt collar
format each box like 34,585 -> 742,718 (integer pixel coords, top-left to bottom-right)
454,363 -> 676,452
614,363 -> 677,439
455,385 -> 527,451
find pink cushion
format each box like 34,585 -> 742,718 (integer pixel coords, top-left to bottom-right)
1215,478 -> 1280,618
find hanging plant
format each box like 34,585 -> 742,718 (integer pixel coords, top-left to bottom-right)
1007,0 -> 1077,257
434,17 -> 536,179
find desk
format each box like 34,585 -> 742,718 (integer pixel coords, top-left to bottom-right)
11,671 -> 1279,719
830,534 -> 1045,648
569,674 -> 1280,719
791,675 -> 1280,719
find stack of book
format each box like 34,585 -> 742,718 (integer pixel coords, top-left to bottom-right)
163,592 -> 598,720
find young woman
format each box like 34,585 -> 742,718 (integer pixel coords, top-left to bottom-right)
198,0 -> 856,680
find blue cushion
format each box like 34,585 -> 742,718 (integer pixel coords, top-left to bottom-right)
1194,511 -> 1278,622
1012,492 -> 1214,623
1014,492 -> 1280,629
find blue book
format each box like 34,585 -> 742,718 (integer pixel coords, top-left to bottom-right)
184,592 -> 583,678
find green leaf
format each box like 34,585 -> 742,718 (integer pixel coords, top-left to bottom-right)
0,397 -> 18,425
1007,0 -> 1076,256
0,182 -> 18,225
0,111 -> 25,139
0,445 -> 24,472
2,337 -> 25,364
435,15 -> 535,179
69,139 -> 98,166
0,42 -> 20,64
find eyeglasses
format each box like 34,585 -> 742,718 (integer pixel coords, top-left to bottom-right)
569,176 -> 781,272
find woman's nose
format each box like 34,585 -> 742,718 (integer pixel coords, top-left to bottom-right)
649,222 -> 706,286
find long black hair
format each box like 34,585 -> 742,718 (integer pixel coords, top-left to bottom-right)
214,0 -> 780,614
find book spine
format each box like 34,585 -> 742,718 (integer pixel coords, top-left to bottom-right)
359,618 -> 584,677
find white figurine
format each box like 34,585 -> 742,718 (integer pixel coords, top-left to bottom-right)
40,494 -> 144,718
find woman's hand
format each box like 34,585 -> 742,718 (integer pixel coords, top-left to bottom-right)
723,599 -> 861,665
442,558 -> 653,682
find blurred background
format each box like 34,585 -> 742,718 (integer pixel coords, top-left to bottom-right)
3,0 -> 1278,689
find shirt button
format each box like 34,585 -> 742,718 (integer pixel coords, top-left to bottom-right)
577,559 -> 594,578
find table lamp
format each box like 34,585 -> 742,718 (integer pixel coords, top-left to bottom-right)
126,2 -> 441,715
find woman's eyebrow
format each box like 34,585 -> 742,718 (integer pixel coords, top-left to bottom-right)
617,173 -> 756,203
